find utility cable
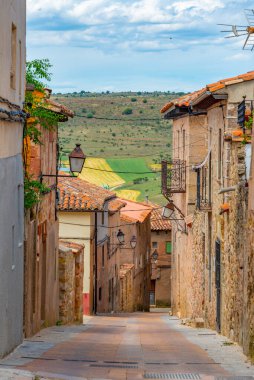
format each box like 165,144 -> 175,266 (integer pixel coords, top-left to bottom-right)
75,114 -> 164,122
59,217 -> 176,230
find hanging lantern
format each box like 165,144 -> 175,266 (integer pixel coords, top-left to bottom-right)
162,201 -> 175,219
130,235 -> 137,249
69,144 -> 86,173
117,229 -> 125,244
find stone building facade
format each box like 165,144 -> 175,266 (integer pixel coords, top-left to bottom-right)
96,198 -> 126,313
161,94 -> 208,319
23,94 -> 73,337
161,71 -> 254,357
0,0 -> 26,357
245,120 -> 254,360
118,199 -> 151,312
150,206 -> 172,307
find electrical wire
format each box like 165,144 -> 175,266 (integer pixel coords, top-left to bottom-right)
59,217 -> 177,230
75,114 -> 164,122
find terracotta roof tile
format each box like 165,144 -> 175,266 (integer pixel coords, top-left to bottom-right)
45,98 -> 74,118
150,205 -> 171,231
160,88 -> 205,113
161,71 -> 254,114
108,198 -> 127,213
119,199 -> 152,223
58,177 -> 116,211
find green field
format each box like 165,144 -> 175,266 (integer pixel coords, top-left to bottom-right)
106,157 -> 163,203
56,91 -> 184,204
107,158 -> 155,182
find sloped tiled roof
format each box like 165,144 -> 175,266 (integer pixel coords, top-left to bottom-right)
108,198 -> 127,213
151,206 -> 171,231
45,98 -> 74,118
161,71 -> 254,114
58,177 -> 116,211
119,199 -> 152,223
160,88 -> 205,114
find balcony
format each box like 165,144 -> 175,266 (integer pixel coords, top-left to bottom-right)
193,152 -> 212,211
161,159 -> 186,199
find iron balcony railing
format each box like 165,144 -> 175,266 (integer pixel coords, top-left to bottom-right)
193,151 -> 212,211
161,159 -> 186,199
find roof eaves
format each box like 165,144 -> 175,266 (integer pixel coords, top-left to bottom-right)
191,91 -> 228,108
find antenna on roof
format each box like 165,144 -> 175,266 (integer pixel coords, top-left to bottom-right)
218,9 -> 254,51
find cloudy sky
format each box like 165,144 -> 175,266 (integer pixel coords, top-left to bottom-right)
27,0 -> 254,93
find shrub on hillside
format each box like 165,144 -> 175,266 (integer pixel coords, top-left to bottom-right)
87,113 -> 94,118
122,108 -> 133,115
131,97 -> 137,102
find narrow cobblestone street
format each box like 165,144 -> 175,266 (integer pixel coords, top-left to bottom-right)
0,312 -> 253,380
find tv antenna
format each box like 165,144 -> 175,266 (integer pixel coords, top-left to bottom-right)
218,9 -> 254,51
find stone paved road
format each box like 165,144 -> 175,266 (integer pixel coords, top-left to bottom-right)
0,313 -> 253,380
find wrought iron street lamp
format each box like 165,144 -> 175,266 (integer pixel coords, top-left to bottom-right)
162,201 -> 175,219
40,143 -> 86,181
69,144 -> 86,174
117,229 -> 125,244
130,235 -> 137,249
152,249 -> 159,263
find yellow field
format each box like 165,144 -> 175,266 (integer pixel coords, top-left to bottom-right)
150,163 -> 161,172
79,158 -> 125,188
116,189 -> 140,201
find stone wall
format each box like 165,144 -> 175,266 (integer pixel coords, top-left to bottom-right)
171,114 -> 208,319
245,210 -> 254,360
59,246 -> 75,324
120,264 -> 134,312
59,242 -> 84,324
190,99 -> 251,352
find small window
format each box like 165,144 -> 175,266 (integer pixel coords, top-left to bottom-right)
166,241 -> 172,254
99,287 -> 102,301
101,211 -> 104,225
152,242 -> 158,248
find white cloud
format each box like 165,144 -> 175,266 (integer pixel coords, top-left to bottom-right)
26,0 -> 254,92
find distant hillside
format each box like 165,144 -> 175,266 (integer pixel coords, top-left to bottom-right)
55,91 -> 186,204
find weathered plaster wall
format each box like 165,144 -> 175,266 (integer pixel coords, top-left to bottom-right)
0,156 -> 24,357
0,0 -> 26,358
